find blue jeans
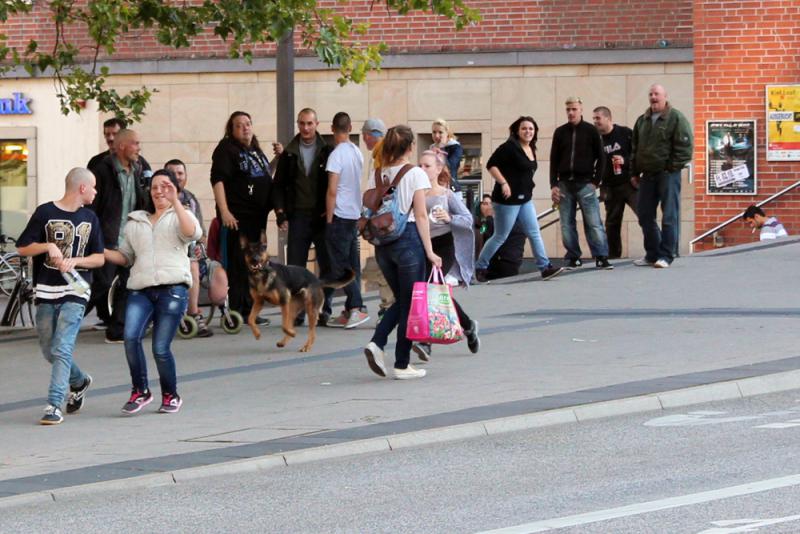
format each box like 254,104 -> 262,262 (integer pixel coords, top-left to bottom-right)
637,170 -> 681,263
36,301 -> 89,407
370,224 -> 426,369
124,284 -> 188,396
288,213 -> 333,316
325,216 -> 363,310
475,201 -> 550,271
558,182 -> 609,259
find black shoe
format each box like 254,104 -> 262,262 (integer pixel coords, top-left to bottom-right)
318,312 -> 330,327
66,374 -> 92,414
566,258 -> 582,269
595,257 -> 614,270
40,405 -> 64,425
412,343 -> 432,362
255,316 -> 270,326
104,336 -> 124,344
465,320 -> 480,354
122,389 -> 153,415
474,269 -> 488,283
293,316 -> 305,327
541,264 -> 564,281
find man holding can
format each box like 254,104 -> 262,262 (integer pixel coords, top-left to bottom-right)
592,106 -> 636,259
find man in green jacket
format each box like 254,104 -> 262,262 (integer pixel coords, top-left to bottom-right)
630,84 -> 693,268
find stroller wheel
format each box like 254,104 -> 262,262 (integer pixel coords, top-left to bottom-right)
178,315 -> 199,339
221,310 -> 244,334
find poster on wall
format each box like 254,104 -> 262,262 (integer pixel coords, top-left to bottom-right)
766,85 -> 800,161
706,120 -> 756,195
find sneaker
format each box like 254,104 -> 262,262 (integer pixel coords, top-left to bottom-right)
66,374 -> 92,414
474,268 -> 488,283
634,257 -> 655,267
318,312 -> 330,327
566,258 -> 582,269
364,342 -> 387,377
466,320 -> 480,354
412,343 -> 432,362
121,389 -> 153,415
104,335 -> 124,344
541,264 -> 564,281
255,316 -> 271,326
192,314 -> 213,338
393,365 -> 427,380
654,258 -> 670,269
40,405 -> 64,425
159,393 -> 183,414
595,257 -> 614,270
328,311 -> 349,328
345,309 -> 370,329
92,321 -> 108,331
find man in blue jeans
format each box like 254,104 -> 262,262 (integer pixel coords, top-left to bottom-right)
324,111 -> 370,328
630,84 -> 694,268
550,96 -> 612,270
17,168 -> 105,425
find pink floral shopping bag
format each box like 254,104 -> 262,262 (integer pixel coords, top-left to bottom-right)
406,266 -> 463,344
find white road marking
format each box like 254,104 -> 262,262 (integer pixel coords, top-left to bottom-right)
696,514 -> 800,533
645,411 -> 763,427
476,474 -> 800,534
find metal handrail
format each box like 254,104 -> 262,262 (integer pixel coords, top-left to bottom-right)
536,205 -> 582,231
689,179 -> 800,253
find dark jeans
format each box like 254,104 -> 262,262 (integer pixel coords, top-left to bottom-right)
222,218 -> 265,316
123,284 -> 188,396
637,170 -> 681,264
427,232 -> 471,329
603,182 -> 638,259
288,213 -> 333,317
558,181 -> 609,259
325,216 -> 363,311
370,224 -> 426,369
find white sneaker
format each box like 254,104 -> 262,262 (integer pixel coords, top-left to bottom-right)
345,310 -> 370,329
393,365 -> 426,380
654,258 -> 670,269
633,257 -> 655,267
364,342 -> 387,377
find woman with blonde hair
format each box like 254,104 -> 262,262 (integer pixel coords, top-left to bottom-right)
431,118 -> 464,191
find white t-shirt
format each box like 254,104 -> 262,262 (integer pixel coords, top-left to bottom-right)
760,217 -> 789,240
367,163 -> 431,223
326,141 -> 364,220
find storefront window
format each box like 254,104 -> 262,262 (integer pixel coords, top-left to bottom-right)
0,139 -> 28,239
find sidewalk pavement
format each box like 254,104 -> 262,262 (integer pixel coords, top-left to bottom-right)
1,238 -> 799,504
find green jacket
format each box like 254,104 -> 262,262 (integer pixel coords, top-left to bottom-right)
630,103 -> 693,175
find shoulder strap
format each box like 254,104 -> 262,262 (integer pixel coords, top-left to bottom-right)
390,164 -> 414,187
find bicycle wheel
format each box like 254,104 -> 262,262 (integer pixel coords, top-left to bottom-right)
0,253 -> 21,297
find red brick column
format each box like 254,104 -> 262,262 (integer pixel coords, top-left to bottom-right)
693,0 -> 800,250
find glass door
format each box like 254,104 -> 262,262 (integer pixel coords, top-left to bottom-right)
0,139 -> 29,239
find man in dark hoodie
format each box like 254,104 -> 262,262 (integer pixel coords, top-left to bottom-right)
550,96 -> 612,270
273,108 -> 334,325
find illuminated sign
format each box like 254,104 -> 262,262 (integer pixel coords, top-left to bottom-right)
0,93 -> 32,115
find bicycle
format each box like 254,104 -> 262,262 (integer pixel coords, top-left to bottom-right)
0,234 -> 23,297
0,249 -> 35,327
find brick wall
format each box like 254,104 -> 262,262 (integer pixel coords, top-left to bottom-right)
0,0 -> 692,61
693,0 -> 800,250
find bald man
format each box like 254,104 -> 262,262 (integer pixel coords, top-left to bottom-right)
17,168 -> 105,425
87,129 -> 149,342
630,84 -> 693,268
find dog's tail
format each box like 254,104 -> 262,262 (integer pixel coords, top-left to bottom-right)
321,269 -> 356,289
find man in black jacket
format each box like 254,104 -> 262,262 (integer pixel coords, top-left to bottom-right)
273,108 -> 334,325
87,129 -> 148,342
593,106 -> 637,259
550,96 -> 612,270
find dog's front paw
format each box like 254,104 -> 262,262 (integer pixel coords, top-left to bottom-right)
299,344 -> 311,353
253,331 -> 261,340
276,340 -> 286,348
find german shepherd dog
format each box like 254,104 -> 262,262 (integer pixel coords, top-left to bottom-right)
241,233 -> 355,352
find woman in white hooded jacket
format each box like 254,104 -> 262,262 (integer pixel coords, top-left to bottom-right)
105,168 -> 201,416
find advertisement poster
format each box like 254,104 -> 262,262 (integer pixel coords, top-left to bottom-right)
767,85 -> 800,161
706,120 -> 756,195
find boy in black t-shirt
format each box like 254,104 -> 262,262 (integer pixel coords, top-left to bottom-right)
17,168 -> 105,425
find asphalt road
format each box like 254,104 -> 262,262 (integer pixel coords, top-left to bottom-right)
6,389 -> 800,533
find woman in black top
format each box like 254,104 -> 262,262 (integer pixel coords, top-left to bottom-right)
474,116 -> 563,282
210,111 -> 274,317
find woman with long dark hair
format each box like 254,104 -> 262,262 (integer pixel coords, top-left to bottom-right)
210,111 -> 275,320
474,116 -> 563,283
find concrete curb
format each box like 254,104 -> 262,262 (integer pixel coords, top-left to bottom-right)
3,368 -> 799,509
